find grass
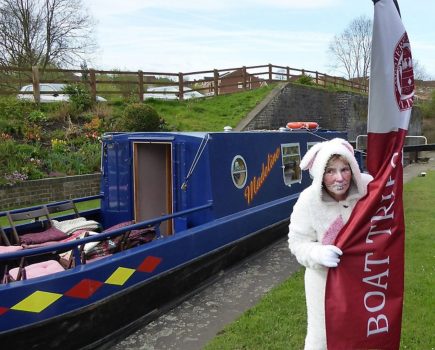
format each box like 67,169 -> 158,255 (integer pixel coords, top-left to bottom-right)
400,171 -> 435,349
145,85 -> 277,131
204,171 -> 435,350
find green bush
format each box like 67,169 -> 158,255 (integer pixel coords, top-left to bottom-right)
122,103 -> 162,131
27,110 -> 48,123
0,97 -> 33,121
295,74 -> 314,86
63,84 -> 92,113
0,139 -> 44,184
45,140 -> 100,176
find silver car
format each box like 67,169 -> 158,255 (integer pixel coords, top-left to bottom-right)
17,83 -> 107,103
144,86 -> 204,100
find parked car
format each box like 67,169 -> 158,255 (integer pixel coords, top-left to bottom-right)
17,83 -> 107,103
144,86 -> 204,100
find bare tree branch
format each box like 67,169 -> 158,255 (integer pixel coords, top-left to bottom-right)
327,15 -> 372,81
0,0 -> 96,69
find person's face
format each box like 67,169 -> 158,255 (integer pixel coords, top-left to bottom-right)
323,158 -> 352,201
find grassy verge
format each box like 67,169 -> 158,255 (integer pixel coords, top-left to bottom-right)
145,84 -> 277,131
205,171 -> 435,350
0,199 -> 100,227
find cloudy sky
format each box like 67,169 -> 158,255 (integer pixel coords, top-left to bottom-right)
83,0 -> 435,78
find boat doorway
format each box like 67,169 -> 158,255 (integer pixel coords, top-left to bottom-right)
133,142 -> 173,235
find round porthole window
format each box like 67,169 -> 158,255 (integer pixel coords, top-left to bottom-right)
231,156 -> 247,188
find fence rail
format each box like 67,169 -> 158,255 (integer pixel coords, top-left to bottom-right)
0,63 -> 368,102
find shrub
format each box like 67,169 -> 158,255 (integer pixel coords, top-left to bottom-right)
0,96 -> 33,121
295,74 -> 314,86
27,110 -> 48,123
0,140 -> 45,184
63,84 -> 92,113
122,103 -> 162,131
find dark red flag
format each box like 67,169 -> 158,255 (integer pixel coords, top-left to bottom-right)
325,0 -> 414,349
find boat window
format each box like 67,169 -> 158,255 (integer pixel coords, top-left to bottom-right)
281,143 -> 301,186
231,155 -> 247,188
307,141 -> 319,151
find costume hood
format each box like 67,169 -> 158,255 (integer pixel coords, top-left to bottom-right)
300,138 -> 366,200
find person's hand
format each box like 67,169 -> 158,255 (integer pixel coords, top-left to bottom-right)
310,245 -> 343,267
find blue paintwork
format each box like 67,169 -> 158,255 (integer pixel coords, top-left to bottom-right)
0,129 -> 346,341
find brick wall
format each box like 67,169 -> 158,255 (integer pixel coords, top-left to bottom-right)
236,83 -> 422,141
0,174 -> 101,211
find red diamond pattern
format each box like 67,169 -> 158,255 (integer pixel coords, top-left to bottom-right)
64,278 -> 104,299
137,256 -> 162,273
0,255 -> 164,321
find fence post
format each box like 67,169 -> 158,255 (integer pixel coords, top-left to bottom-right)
268,64 -> 273,84
89,69 -> 97,102
178,72 -> 184,100
242,66 -> 247,90
138,70 -> 144,102
286,66 -> 290,81
214,69 -> 219,96
315,71 -> 319,85
31,66 -> 40,104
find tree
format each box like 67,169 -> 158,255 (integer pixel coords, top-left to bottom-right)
412,59 -> 431,81
328,15 -> 372,81
0,0 -> 95,69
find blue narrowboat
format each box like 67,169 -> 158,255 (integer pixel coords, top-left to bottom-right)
0,128 -> 345,349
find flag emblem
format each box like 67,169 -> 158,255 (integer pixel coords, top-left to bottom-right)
394,32 -> 414,111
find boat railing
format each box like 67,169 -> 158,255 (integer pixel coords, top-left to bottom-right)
0,201 -> 213,263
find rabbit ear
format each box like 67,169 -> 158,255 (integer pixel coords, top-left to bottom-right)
340,139 -> 354,154
300,142 -> 323,170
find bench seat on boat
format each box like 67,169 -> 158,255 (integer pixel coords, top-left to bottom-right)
8,260 -> 64,281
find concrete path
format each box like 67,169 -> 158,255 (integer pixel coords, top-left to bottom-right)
403,151 -> 435,183
109,153 -> 435,350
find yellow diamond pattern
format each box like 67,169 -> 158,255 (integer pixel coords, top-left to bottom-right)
105,267 -> 135,286
11,290 -> 62,313
2,256 -> 160,317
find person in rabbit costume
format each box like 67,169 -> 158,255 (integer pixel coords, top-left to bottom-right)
288,138 -> 373,350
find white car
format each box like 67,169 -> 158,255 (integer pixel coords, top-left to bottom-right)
17,83 -> 107,103
144,86 -> 204,100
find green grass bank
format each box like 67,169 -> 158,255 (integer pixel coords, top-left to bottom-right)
204,171 -> 435,350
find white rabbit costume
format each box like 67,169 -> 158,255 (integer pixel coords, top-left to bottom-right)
288,138 -> 372,350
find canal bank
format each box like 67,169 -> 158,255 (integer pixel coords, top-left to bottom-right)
108,153 -> 435,350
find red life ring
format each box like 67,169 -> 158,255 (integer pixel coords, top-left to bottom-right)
286,121 -> 319,130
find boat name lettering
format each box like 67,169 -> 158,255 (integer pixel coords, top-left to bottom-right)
244,147 -> 281,204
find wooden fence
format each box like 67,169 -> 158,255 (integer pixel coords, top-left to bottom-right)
0,64 -> 368,102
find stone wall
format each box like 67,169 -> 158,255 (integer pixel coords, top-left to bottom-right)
0,174 -> 101,211
236,83 -> 422,141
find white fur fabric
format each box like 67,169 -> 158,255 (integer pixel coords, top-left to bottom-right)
288,138 -> 373,350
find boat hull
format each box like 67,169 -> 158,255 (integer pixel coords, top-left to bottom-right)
0,220 -> 288,349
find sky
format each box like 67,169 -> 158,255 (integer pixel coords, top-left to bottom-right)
83,0 -> 435,79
